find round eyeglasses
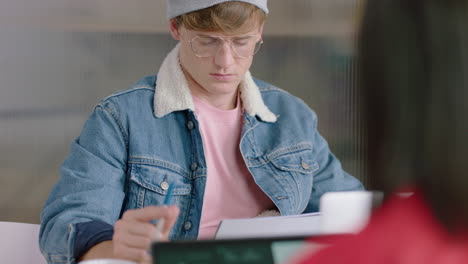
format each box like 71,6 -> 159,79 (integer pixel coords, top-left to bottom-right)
189,34 -> 263,59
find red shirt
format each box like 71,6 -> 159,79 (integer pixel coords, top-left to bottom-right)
296,191 -> 468,264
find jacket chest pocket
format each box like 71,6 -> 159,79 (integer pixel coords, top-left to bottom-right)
127,162 -> 192,210
267,147 -> 319,211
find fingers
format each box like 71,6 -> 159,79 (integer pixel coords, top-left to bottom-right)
161,206 -> 180,235
113,241 -> 148,261
112,205 -> 180,263
114,231 -> 152,249
113,221 -> 153,262
122,206 -> 176,222
114,219 -> 155,237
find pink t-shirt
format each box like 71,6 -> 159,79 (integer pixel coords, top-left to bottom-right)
193,95 -> 274,240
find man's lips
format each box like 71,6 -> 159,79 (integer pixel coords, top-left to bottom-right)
210,73 -> 235,81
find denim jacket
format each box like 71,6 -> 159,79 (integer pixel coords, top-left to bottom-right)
39,44 -> 363,264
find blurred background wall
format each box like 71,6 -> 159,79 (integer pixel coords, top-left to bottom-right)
0,0 -> 365,223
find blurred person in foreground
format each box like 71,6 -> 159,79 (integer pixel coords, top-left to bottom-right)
295,0 -> 468,263
39,1 -> 363,263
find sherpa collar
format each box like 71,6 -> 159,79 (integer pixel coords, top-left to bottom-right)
154,43 -> 277,123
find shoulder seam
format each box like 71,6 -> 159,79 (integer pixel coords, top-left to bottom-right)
257,83 -> 318,122
102,86 -> 155,102
94,103 -> 129,149
260,86 -> 284,92
259,85 -> 294,98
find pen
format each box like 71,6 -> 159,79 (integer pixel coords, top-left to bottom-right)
153,184 -> 174,241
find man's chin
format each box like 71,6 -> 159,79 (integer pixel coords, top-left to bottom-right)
211,83 -> 241,93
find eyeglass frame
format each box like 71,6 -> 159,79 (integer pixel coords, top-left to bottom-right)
187,33 -> 264,59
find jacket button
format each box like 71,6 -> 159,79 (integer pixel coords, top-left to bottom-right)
187,121 -> 194,130
184,221 -> 192,230
160,181 -> 169,190
301,160 -> 310,170
190,162 -> 198,171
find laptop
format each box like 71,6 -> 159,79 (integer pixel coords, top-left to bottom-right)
152,236 -> 328,264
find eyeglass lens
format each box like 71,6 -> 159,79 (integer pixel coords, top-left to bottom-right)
191,35 -> 262,58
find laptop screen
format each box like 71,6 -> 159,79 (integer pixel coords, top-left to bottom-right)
152,236 -> 326,264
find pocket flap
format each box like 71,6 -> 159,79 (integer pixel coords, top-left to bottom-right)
269,148 -> 319,174
130,163 -> 192,195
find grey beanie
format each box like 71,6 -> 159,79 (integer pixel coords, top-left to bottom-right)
167,0 -> 269,19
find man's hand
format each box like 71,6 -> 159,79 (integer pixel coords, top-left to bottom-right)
113,206 -> 180,263
79,205 -> 179,264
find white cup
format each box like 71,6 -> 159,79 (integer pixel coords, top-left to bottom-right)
319,191 -> 381,234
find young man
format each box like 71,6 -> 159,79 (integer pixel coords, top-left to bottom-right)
39,1 -> 363,263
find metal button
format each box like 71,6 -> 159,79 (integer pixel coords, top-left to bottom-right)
301,160 -> 310,170
184,221 -> 192,230
160,181 -> 169,190
190,162 -> 198,171
187,121 -> 194,130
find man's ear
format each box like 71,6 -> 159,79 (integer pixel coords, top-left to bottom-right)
169,18 -> 181,40
258,23 -> 264,35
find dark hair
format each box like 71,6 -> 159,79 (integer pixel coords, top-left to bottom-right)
174,1 -> 266,34
359,0 -> 468,230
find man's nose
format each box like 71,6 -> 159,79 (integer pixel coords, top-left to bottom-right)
214,42 -> 236,68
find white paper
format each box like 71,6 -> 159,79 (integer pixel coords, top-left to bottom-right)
214,213 -> 321,240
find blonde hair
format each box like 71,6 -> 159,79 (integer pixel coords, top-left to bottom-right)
174,1 -> 266,34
